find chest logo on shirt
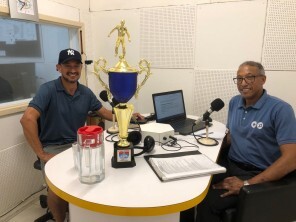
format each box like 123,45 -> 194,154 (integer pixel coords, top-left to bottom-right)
251,121 -> 264,129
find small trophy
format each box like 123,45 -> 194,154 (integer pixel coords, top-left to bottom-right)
93,20 -> 152,168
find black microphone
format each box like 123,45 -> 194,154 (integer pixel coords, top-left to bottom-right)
194,98 -> 225,125
99,90 -> 119,107
99,90 -> 120,134
99,90 -> 112,106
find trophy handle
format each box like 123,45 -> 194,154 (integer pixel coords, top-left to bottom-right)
135,59 -> 152,98
93,58 -> 112,99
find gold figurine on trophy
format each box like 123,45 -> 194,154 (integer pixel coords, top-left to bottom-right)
94,20 -> 152,168
108,20 -> 131,58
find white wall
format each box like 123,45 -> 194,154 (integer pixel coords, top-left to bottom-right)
264,71 -> 296,109
1,0 -> 296,218
0,0 -> 92,218
89,0 -> 296,124
89,9 -> 196,115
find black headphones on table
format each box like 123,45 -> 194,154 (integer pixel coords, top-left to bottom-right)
127,131 -> 155,156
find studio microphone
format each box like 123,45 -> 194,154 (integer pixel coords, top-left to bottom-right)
99,90 -> 119,107
195,98 -> 224,146
194,98 -> 225,125
99,90 -> 119,134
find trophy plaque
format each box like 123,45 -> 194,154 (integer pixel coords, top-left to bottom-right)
94,20 -> 152,168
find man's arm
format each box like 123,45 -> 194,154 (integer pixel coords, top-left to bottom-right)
249,143 -> 296,183
96,107 -> 145,122
96,107 -> 113,121
20,107 -> 54,162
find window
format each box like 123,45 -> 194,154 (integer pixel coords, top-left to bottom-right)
0,17 -> 81,115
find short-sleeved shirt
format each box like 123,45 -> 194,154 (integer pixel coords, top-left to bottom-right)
29,77 -> 102,147
227,90 -> 296,170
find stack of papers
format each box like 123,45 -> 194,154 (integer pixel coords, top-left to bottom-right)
145,151 -> 226,181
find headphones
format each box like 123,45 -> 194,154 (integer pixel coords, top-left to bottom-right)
127,131 -> 155,156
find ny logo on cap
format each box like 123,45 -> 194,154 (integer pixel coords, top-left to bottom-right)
67,49 -> 75,56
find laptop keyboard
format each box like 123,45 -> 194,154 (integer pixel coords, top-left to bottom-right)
170,119 -> 195,128
170,119 -> 210,135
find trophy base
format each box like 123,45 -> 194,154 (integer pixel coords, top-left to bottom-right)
111,142 -> 136,168
196,137 -> 219,146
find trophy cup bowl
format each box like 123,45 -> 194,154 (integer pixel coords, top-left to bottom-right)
109,67 -> 137,103
94,56 -> 151,168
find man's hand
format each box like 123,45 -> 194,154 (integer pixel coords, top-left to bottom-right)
132,113 -> 145,120
39,151 -> 56,163
213,176 -> 244,197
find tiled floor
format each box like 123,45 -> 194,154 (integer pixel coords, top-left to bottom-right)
7,200 -> 54,222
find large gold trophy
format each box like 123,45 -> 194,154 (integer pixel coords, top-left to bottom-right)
94,20 -> 152,168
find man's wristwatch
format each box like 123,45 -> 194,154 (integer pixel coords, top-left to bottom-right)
243,180 -> 250,186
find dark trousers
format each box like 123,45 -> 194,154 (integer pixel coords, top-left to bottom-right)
196,158 -> 262,222
180,158 -> 262,222
180,207 -> 196,222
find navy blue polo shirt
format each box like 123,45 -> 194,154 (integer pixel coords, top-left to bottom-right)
29,77 -> 102,147
227,90 -> 296,170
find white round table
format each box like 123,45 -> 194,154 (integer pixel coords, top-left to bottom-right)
45,120 -> 226,222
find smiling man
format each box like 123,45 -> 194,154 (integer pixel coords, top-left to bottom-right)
21,48 -> 145,222
57,49 -> 83,84
20,48 -> 115,222
193,61 -> 296,222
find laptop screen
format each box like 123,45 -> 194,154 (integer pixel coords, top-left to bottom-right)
152,90 -> 187,123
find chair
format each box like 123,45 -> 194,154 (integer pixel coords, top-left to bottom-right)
222,173 -> 296,222
219,145 -> 296,222
33,157 -> 54,222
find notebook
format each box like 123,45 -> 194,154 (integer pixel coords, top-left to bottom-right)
152,90 -> 210,135
144,150 -> 226,182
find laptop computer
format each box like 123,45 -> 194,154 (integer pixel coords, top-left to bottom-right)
152,90 -> 210,135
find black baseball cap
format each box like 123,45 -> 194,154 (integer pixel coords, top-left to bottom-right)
58,48 -> 83,64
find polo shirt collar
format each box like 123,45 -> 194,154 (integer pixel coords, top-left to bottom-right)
55,77 -> 81,96
55,77 -> 65,92
238,89 -> 268,110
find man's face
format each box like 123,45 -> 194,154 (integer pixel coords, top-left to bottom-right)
57,60 -> 82,84
236,65 -> 266,102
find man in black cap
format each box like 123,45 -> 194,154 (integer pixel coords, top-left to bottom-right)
20,48 -> 143,222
